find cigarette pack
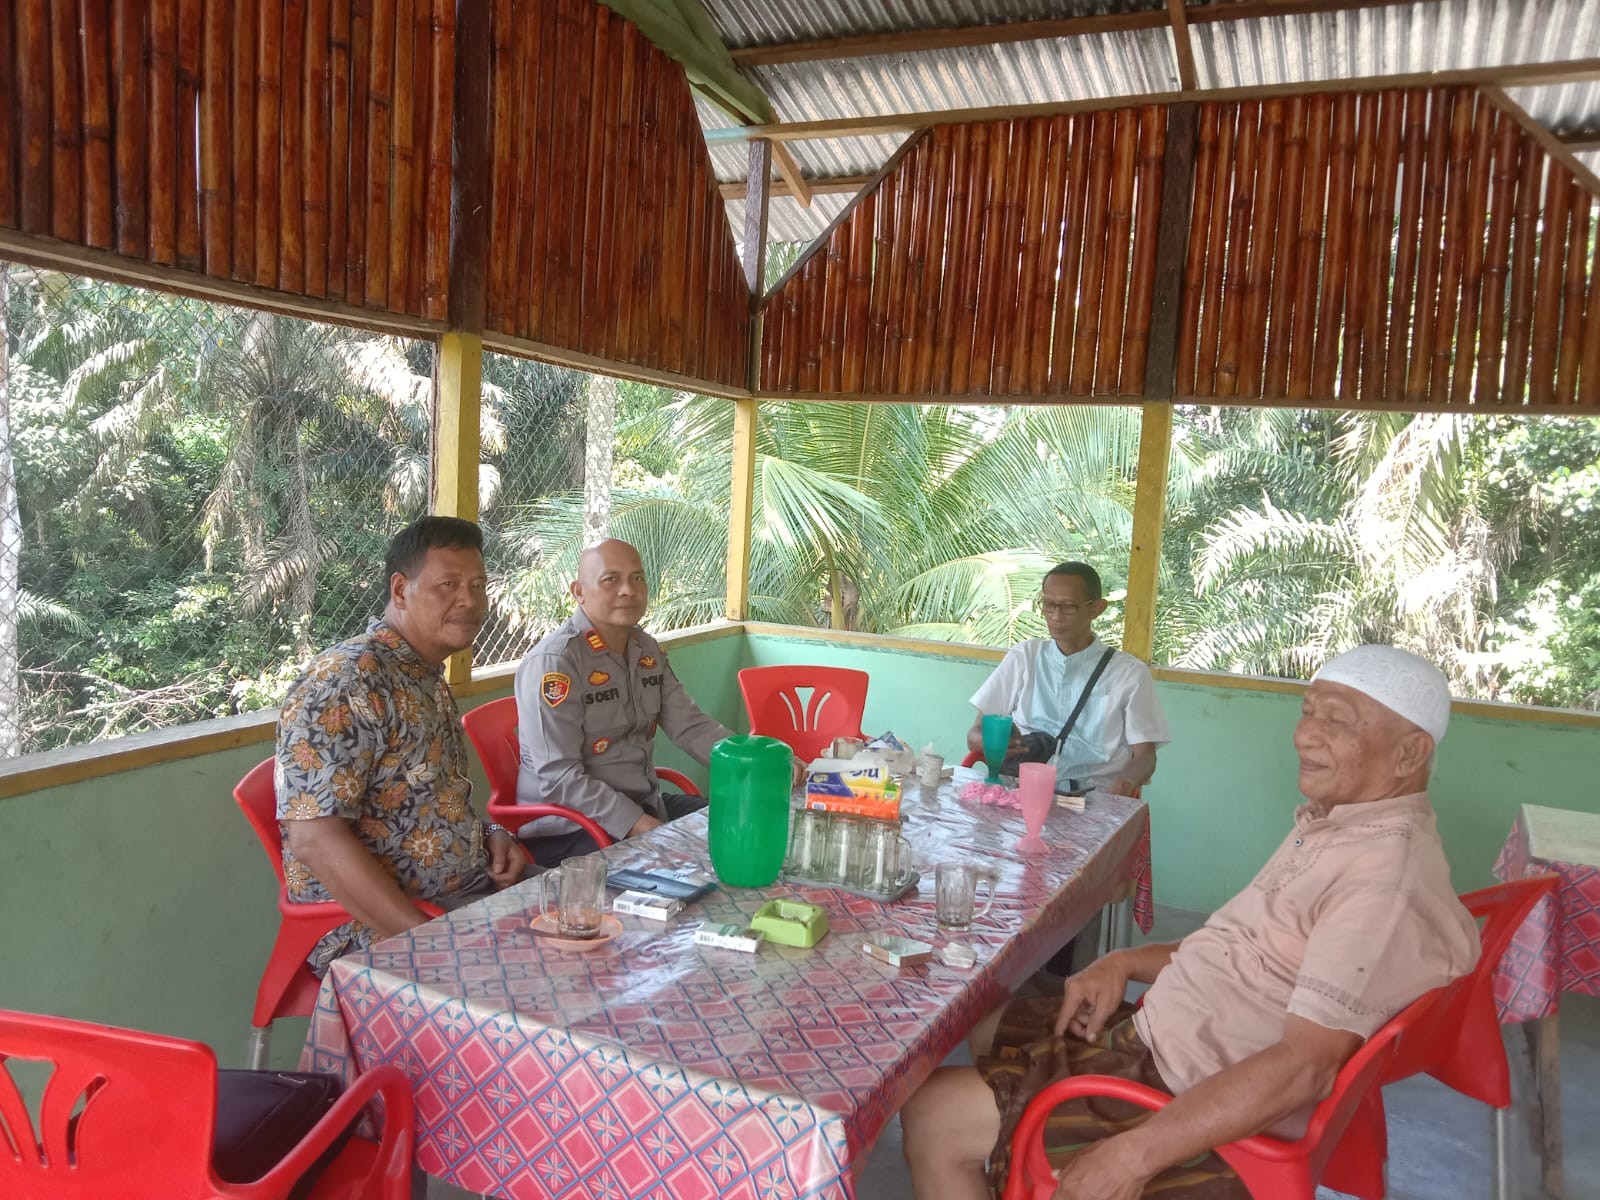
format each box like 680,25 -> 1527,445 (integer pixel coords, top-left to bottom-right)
692,922 -> 763,953
612,890 -> 683,921
860,934 -> 934,968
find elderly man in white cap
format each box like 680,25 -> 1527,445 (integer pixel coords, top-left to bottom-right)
901,645 -> 1480,1200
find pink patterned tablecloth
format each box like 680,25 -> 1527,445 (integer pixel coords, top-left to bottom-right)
1492,804 -> 1600,1023
301,784 -> 1152,1199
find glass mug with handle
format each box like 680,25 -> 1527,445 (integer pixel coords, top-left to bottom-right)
535,852 -> 608,940
863,821 -> 915,894
935,861 -> 997,931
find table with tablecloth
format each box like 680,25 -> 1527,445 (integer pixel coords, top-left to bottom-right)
1490,802 -> 1600,1197
300,780 -> 1152,1199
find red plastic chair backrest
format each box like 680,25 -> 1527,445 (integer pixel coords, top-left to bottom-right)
1401,874 -> 1557,1102
234,757 -> 288,887
0,1009 -> 219,1198
461,696 -> 521,809
737,666 -> 869,761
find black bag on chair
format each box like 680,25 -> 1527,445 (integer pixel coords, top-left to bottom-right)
212,1069 -> 350,1197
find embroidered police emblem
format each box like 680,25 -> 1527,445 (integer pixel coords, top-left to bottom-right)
588,670 -> 610,686
640,654 -> 657,668
585,630 -> 606,652
591,737 -> 611,755
541,672 -> 571,707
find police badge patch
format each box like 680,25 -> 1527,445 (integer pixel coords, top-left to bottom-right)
639,655 -> 657,668
541,672 -> 571,707
591,737 -> 611,755
585,630 -> 606,652
588,670 -> 610,686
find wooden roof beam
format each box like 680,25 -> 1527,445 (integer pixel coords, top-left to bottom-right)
701,58 -> 1600,143
1557,130 -> 1600,153
769,141 -> 815,208
727,1 -> 1412,69
720,173 -> 874,201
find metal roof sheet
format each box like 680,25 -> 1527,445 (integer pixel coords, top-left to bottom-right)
700,0 -> 1168,48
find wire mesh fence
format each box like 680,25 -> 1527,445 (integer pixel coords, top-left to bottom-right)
1,263 -> 433,758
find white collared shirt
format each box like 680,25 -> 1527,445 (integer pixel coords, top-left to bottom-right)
969,635 -> 1170,790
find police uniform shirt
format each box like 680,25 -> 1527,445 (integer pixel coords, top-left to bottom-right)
512,607 -> 731,840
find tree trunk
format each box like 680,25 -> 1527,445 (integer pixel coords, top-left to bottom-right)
0,265 -> 22,757
583,372 -> 616,544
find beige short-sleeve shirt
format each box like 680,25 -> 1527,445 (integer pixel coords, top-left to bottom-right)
1135,792 -> 1479,1116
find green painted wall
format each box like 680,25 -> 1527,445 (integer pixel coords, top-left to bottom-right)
739,631 -> 1600,913
5,625 -> 1593,1070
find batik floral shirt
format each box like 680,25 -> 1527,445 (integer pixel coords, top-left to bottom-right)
276,619 -> 489,971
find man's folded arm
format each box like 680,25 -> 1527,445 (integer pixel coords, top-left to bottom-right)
284,817 -> 433,938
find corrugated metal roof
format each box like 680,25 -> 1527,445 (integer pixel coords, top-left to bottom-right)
1193,0 -> 1600,88
692,0 -> 1600,246
1510,81 -> 1600,137
701,0 -> 1168,49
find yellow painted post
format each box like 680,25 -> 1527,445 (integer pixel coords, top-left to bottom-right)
726,398 -> 758,620
1122,401 -> 1172,663
433,331 -> 483,684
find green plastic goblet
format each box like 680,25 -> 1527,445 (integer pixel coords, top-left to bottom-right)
980,714 -> 1014,785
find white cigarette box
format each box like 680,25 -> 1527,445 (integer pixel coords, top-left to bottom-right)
613,890 -> 683,921
692,922 -> 763,953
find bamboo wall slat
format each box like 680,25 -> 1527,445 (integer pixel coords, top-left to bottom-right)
2,0 -> 454,323
480,0 -> 749,385
762,109 -> 1170,399
1172,86 -> 1600,409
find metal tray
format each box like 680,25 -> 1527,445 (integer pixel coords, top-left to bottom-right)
781,868 -> 920,904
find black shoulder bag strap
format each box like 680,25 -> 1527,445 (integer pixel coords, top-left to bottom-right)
1053,647 -> 1117,755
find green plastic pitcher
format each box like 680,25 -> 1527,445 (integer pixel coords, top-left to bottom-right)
708,734 -> 793,887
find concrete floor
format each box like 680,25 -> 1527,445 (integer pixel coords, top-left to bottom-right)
428,904 -> 1600,1199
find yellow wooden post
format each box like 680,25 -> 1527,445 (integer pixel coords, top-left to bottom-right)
726,398 -> 758,620
433,331 -> 483,684
1122,401 -> 1171,662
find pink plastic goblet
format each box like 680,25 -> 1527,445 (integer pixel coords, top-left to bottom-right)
1016,762 -> 1054,854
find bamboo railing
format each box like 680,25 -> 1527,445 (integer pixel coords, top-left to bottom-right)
1175,87 -> 1600,408
478,0 -> 749,387
0,0 -> 749,391
761,109 -> 1171,399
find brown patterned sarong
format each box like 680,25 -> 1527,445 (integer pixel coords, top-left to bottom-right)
977,981 -> 1247,1198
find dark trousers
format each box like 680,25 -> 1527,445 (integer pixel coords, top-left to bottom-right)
522,791 -> 707,868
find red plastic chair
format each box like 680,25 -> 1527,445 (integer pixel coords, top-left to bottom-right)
233,759 -> 444,1070
0,1008 -> 414,1199
1004,983 -> 1441,1200
737,665 -> 869,761
1320,873 -> 1560,1200
461,696 -> 700,851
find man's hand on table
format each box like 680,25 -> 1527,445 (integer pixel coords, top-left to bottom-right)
486,828 -> 526,889
1051,1135 -> 1156,1200
1056,950 -> 1133,1040
628,811 -> 663,837
1107,777 -> 1141,798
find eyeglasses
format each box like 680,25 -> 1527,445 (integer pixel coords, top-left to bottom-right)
1037,599 -> 1089,616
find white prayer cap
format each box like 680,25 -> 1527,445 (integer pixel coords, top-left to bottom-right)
1311,645 -> 1451,745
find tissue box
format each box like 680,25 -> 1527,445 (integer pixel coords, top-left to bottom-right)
804,760 -> 902,821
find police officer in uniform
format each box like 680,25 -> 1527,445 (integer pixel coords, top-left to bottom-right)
512,539 -> 732,866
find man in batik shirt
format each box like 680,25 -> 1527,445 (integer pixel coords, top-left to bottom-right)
276,516 -> 526,972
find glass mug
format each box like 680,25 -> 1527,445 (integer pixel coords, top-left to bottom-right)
827,816 -> 864,888
935,861 -> 997,931
787,808 -> 831,877
535,853 -> 608,940
863,822 -> 914,894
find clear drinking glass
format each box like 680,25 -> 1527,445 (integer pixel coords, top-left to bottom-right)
935,861 -> 997,931
863,822 -> 914,894
787,808 -> 831,877
536,853 -> 608,939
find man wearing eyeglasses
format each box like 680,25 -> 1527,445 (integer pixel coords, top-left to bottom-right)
967,562 -> 1169,799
